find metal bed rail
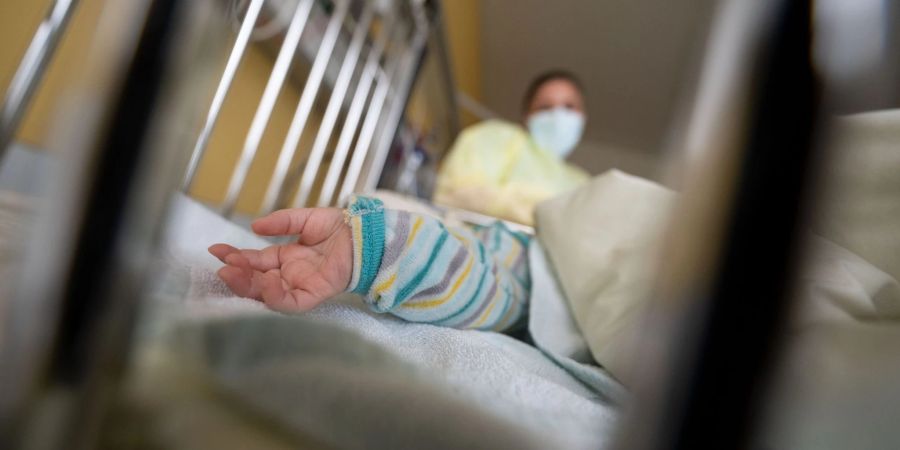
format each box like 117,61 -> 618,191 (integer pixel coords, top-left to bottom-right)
0,0 -> 80,163
1,1 -> 229,447
181,0 -> 448,218
1,0 -> 457,220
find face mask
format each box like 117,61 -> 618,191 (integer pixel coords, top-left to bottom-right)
527,107 -> 585,159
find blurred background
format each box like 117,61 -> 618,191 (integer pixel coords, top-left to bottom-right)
449,0 -> 716,178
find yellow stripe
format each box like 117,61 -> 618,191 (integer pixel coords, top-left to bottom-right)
352,215 -> 363,245
403,253 -> 474,309
474,276 -> 505,328
352,215 -> 363,280
472,297 -> 498,328
374,272 -> 398,294
504,240 -> 520,266
406,217 -> 424,246
376,217 -> 423,295
448,229 -> 470,246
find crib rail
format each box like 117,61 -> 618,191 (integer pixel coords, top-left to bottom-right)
182,0 -> 445,218
1,1 -> 228,446
0,0 -> 80,163
1,0 -> 457,220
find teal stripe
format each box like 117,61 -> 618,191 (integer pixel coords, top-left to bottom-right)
510,271 -> 529,290
352,207 -> 385,295
434,260 -> 490,325
490,291 -> 513,330
510,230 -> 531,248
347,196 -> 384,216
476,233 -> 486,263
395,231 -> 449,303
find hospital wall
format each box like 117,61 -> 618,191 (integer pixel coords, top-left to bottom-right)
442,0 -> 483,128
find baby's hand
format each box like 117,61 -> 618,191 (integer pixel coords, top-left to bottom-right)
208,207 -> 352,313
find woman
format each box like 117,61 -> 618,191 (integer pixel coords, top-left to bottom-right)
433,70 -> 590,225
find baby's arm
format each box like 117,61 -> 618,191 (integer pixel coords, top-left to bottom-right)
209,196 -> 531,332
347,197 -> 530,331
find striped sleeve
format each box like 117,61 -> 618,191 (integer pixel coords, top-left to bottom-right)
344,196 -> 531,332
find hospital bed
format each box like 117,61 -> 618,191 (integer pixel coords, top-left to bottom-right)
1,0 -> 900,449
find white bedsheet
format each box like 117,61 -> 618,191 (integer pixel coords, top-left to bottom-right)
149,193 -> 620,450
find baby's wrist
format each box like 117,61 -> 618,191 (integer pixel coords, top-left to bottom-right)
344,196 -> 385,295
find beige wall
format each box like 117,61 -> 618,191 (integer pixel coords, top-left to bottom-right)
442,0 -> 482,127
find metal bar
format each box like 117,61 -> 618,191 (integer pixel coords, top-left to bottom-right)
2,0 -> 198,446
662,3 -> 818,446
257,0 -> 351,213
0,0 -> 79,163
316,16 -> 395,206
360,23 -> 428,193
181,0 -> 266,191
220,0 -> 314,216
613,0 -> 820,449
336,37 -> 405,205
288,3 -> 374,209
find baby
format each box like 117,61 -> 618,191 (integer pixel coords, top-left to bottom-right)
209,196 -> 532,331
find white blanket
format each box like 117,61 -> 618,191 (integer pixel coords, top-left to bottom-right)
148,193 -> 620,450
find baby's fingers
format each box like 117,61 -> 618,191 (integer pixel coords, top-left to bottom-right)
208,243 -> 239,262
228,246 -> 285,272
252,208 -> 316,237
224,252 -> 252,270
217,264 -> 265,300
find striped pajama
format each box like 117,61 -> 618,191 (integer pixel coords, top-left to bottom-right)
345,196 -> 531,332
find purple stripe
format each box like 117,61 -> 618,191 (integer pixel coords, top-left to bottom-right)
510,245 -> 527,273
456,271 -> 499,328
381,212 -> 410,269
409,245 -> 468,300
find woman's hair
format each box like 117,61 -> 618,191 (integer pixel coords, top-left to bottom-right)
521,69 -> 585,113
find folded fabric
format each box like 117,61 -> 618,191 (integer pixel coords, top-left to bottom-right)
815,110 -> 900,282
527,239 -> 592,363
535,170 -> 675,384
535,167 -> 900,390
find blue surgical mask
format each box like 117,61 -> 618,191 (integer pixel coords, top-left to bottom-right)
527,108 -> 585,159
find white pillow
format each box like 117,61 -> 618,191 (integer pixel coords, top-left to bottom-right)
814,110 -> 900,282
535,168 -> 900,388
534,170 -> 675,383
